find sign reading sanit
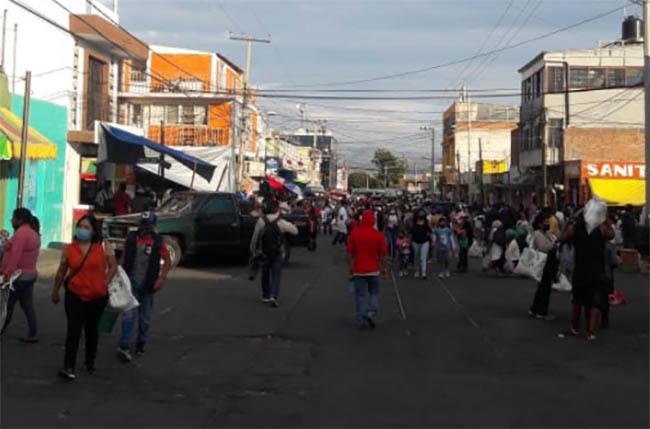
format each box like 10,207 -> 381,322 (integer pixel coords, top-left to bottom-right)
582,162 -> 645,179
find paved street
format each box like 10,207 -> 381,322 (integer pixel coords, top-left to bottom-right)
1,241 -> 648,428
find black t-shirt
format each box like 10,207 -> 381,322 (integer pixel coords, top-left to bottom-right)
572,219 -> 606,290
411,221 -> 431,244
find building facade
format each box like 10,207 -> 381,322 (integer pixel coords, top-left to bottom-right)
514,19 -> 645,207
441,101 -> 518,202
1,0 -> 140,243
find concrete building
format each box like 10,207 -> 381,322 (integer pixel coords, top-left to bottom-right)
279,128 -> 337,190
1,0 -> 142,243
441,101 -> 518,202
512,16 -> 646,207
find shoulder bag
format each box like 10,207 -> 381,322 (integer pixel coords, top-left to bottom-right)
63,243 -> 94,289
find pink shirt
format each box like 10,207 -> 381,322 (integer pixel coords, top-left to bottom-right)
1,224 -> 41,278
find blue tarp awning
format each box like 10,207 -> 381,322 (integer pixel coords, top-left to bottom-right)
99,124 -> 216,182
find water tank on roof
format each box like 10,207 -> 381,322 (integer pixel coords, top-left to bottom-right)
622,16 -> 644,43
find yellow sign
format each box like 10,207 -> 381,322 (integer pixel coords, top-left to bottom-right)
480,160 -> 508,175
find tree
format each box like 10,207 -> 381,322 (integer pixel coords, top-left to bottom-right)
371,149 -> 406,187
348,172 -> 380,189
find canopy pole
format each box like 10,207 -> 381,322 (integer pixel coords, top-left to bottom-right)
17,71 -> 31,209
158,120 -> 165,203
190,163 -> 197,190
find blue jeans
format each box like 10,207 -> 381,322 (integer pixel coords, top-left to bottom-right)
261,255 -> 283,299
412,242 -> 430,276
353,275 -> 380,322
385,228 -> 398,259
118,287 -> 154,350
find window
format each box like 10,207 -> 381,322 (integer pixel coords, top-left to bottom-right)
626,68 -> 643,86
182,105 -> 194,125
606,68 -> 625,88
522,77 -> 533,104
587,68 -> 605,89
534,69 -> 544,98
548,118 -> 563,148
569,68 -> 588,89
194,106 -> 207,125
532,124 -> 540,149
201,197 -> 235,214
547,67 -> 565,92
165,105 -> 179,124
86,56 -> 107,129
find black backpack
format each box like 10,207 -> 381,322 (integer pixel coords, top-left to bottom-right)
261,216 -> 284,258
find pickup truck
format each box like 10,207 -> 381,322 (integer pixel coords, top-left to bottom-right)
102,192 -> 312,267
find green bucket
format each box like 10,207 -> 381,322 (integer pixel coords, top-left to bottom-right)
98,310 -> 119,334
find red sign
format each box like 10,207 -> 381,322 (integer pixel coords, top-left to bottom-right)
582,162 -> 645,179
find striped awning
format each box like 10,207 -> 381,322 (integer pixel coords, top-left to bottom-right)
0,107 -> 57,160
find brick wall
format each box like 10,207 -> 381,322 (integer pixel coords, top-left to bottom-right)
564,128 -> 644,162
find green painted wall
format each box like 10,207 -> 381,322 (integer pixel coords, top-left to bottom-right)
0,96 -> 68,247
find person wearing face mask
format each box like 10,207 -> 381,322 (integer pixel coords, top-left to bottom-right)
116,211 -> 172,362
1,208 -> 41,342
52,214 -> 117,380
385,207 -> 400,260
528,213 -> 560,320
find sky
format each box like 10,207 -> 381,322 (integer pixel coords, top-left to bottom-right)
118,0 -> 640,167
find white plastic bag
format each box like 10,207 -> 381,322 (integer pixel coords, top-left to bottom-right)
490,243 -> 503,262
468,240 -> 484,258
514,247 -> 547,282
108,267 -> 139,312
552,273 -> 572,292
584,197 -> 607,234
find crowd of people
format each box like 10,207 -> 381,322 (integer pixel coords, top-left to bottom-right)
255,194 -> 641,338
0,189 -> 644,381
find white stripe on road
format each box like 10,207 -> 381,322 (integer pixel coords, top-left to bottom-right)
435,276 -> 481,330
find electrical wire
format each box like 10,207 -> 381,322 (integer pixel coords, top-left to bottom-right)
283,4 -> 626,88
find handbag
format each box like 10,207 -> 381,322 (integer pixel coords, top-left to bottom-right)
64,244 -> 93,289
514,247 -> 548,282
107,266 -> 139,312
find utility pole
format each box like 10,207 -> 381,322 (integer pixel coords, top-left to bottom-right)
1,9 -> 6,71
630,0 -> 650,221
456,150 -> 461,203
158,120 -> 165,200
541,109 -> 548,206
479,137 -> 485,206
465,88 -> 472,195
421,126 -> 435,197
230,33 -> 271,191
11,23 -> 17,93
17,71 -> 31,208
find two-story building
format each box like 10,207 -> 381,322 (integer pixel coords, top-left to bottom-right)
513,16 -> 645,207
1,0 -> 146,243
441,100 -> 518,202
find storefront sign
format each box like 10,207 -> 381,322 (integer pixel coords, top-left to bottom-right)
582,162 -> 645,179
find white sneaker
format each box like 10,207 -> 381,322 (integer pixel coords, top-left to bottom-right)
438,273 -> 445,280
414,272 -> 420,278
445,272 -> 451,278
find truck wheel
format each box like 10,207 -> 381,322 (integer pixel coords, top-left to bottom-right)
163,236 -> 182,268
282,241 -> 291,265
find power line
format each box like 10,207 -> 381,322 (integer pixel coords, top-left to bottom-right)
285,5 -> 626,88
448,0 -> 514,90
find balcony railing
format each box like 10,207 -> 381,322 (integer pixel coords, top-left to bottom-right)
123,71 -> 239,96
147,124 -> 230,146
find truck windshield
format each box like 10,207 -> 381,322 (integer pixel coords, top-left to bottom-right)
158,195 -> 196,214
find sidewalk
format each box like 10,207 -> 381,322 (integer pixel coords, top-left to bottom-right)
37,248 -> 62,278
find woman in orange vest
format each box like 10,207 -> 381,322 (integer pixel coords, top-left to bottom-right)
51,214 -> 117,380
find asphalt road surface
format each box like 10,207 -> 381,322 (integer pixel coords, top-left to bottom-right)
1,239 -> 648,428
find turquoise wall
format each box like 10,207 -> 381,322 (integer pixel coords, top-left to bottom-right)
1,96 -> 68,247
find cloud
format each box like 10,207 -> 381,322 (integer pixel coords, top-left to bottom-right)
118,0 -> 633,164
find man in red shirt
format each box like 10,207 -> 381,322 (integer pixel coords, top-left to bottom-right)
346,209 -> 388,329
113,183 -> 132,216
